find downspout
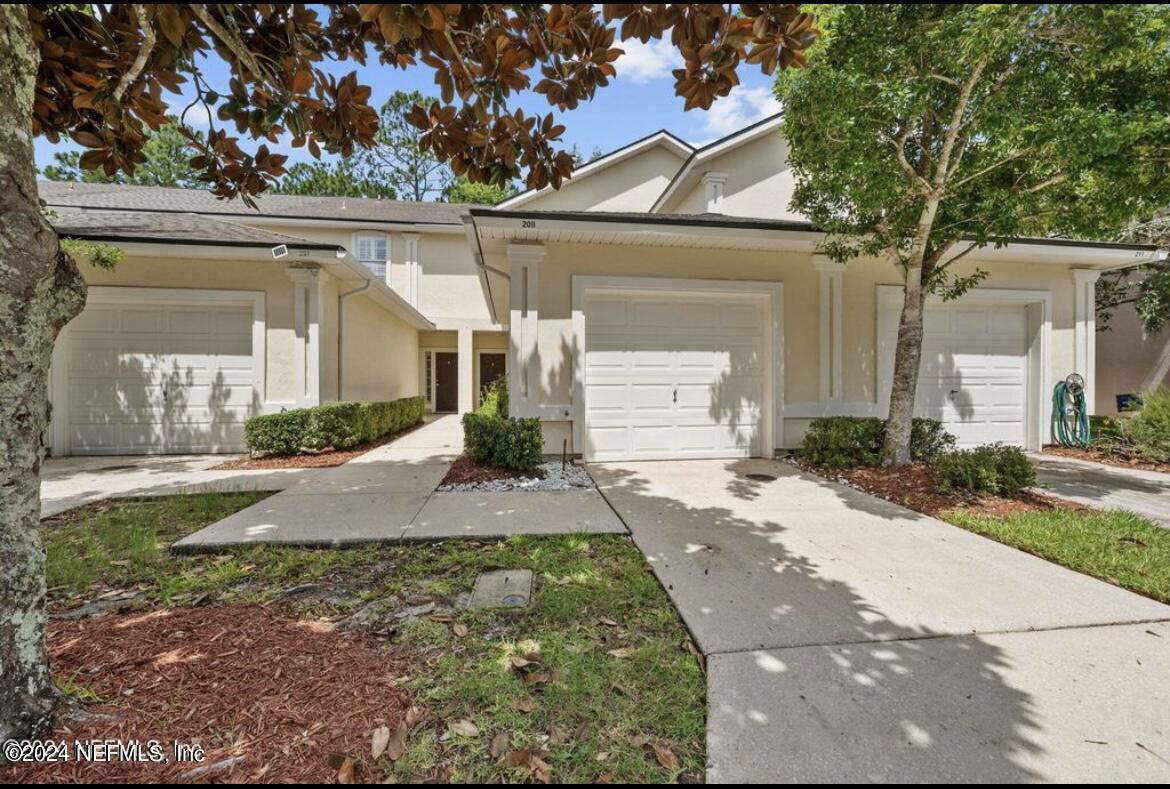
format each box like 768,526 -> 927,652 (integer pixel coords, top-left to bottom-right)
337,279 -> 371,401
467,215 -> 509,324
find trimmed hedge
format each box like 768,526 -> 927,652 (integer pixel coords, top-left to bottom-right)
462,380 -> 544,470
800,416 -> 956,468
244,396 -> 424,456
935,443 -> 1037,497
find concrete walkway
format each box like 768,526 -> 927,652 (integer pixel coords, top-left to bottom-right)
591,458 -> 1170,783
1032,452 -> 1170,528
41,454 -> 315,518
175,416 -> 624,549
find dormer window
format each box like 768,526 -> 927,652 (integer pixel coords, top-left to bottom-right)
354,232 -> 389,282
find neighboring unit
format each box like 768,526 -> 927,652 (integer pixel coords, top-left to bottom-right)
41,112 -> 1163,459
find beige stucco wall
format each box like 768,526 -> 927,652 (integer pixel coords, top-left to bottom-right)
1096,305 -> 1170,415
661,132 -> 802,221
338,290 -> 420,402
521,144 -> 690,213
522,242 -> 1084,452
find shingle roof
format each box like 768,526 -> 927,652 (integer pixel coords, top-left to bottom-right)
38,181 -> 470,225
51,210 -> 343,251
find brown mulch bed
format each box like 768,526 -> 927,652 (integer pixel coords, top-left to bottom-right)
821,462 -> 1081,519
1042,444 -> 1170,474
213,423 -> 424,471
9,604 -> 411,784
440,454 -> 545,486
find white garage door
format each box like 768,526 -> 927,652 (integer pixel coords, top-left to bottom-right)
884,302 -> 1029,446
583,290 -> 768,461
64,301 -> 257,454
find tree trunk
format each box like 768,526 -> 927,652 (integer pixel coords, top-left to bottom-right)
0,6 -> 87,741
882,263 -> 927,466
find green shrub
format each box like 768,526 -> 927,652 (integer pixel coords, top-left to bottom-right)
244,408 -> 311,456
800,416 -> 956,468
244,396 -> 424,456
1122,388 -> 1170,463
936,444 -> 1037,497
461,382 -> 543,470
477,378 -> 509,420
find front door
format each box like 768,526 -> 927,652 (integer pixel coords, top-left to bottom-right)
435,352 -> 458,412
479,352 -> 506,400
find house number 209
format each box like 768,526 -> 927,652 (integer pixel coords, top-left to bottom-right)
521,220 -> 536,228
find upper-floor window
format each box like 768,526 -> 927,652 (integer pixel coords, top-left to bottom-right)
354,233 -> 389,281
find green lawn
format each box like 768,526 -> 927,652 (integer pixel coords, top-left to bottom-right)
948,507 -> 1170,604
42,494 -> 704,783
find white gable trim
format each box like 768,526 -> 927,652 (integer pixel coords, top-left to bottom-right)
497,131 -> 693,209
650,113 -> 785,213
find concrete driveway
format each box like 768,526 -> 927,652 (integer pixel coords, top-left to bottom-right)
591,459 -> 1170,783
1032,453 -> 1170,528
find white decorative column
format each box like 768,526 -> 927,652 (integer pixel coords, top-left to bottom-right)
287,267 -> 324,407
457,327 -> 474,415
508,244 -> 545,417
1072,268 -> 1101,414
402,232 -> 420,307
702,171 -> 728,213
814,256 -> 845,402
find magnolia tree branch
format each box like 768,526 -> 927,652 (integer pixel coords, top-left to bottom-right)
110,5 -> 154,103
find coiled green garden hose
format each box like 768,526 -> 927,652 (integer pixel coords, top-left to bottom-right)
1052,373 -> 1091,448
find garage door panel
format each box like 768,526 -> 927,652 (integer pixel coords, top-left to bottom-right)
64,299 -> 256,455
883,301 -> 1030,447
583,289 -> 769,461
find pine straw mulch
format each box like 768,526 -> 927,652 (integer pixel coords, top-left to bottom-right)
1042,444 -> 1170,474
213,423 -> 424,471
819,462 -> 1084,519
440,454 -> 546,486
11,604 -> 412,784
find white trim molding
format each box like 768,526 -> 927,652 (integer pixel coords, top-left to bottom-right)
1072,268 -> 1101,414
508,243 -> 546,417
701,171 -> 728,213
402,232 -> 421,308
287,266 -> 325,407
814,256 -> 845,401
876,285 -> 1053,450
571,275 -> 784,460
49,286 -> 267,456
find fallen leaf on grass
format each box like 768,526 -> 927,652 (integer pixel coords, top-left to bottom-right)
651,742 -> 680,771
504,750 -> 553,783
371,726 -> 390,759
599,617 -> 619,627
449,719 -> 480,737
336,756 -> 355,784
607,647 -> 636,659
386,721 -> 407,761
513,699 -> 535,713
452,623 -> 468,638
489,731 -> 511,758
509,653 -> 541,669
523,672 -> 552,686
681,639 -> 706,672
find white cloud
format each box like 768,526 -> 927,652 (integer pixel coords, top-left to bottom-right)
166,98 -> 212,128
613,37 -> 680,84
691,85 -> 782,142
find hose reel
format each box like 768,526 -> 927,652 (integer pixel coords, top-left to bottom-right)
1052,373 -> 1091,448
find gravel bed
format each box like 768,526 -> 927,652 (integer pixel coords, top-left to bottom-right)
438,460 -> 595,492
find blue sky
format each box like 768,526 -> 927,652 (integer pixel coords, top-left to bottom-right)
34,35 -> 783,175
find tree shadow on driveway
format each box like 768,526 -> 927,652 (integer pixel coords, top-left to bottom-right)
590,459 -> 1170,782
